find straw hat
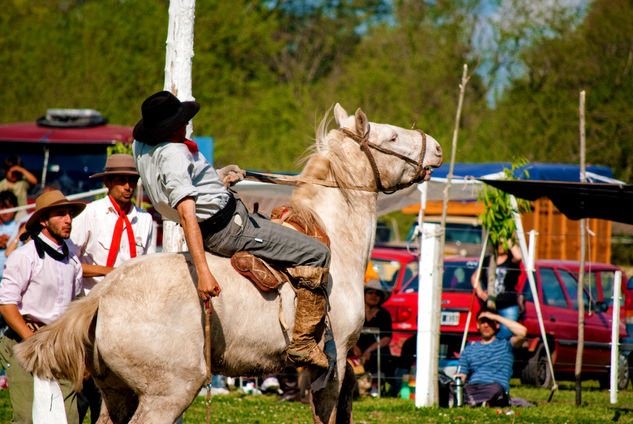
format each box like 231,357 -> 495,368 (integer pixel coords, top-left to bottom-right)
90,154 -> 139,178
25,190 -> 86,232
365,278 -> 390,303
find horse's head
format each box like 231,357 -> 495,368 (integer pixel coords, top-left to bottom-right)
332,103 -> 442,192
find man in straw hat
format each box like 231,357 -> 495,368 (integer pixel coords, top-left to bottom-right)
0,190 -> 85,423
68,153 -> 154,423
133,91 -> 331,369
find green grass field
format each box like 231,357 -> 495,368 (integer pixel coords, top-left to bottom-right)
2,379 -> 633,423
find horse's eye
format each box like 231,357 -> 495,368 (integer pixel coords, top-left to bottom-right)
390,134 -> 398,142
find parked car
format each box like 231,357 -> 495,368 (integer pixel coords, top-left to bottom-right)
373,247 -> 633,389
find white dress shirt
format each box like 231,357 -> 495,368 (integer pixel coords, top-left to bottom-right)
69,196 -> 155,291
0,235 -> 83,325
133,141 -> 230,223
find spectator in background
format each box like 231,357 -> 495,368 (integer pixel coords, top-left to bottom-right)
471,240 -> 522,339
351,278 -> 394,395
0,191 -> 18,277
454,309 -> 527,407
0,156 -> 38,221
68,154 -> 154,424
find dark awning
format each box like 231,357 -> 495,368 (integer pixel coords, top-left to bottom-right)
479,179 -> 633,225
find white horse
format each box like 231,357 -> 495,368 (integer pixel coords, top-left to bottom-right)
15,104 -> 442,424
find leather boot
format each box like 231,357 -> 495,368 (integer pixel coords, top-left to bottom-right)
286,266 -> 329,370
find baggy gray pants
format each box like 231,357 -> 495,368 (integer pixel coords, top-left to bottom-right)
202,200 -> 330,269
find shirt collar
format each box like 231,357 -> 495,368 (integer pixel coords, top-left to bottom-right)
37,233 -> 64,252
106,198 -> 137,219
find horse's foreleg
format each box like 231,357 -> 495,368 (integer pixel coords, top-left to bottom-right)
335,361 -> 356,424
310,359 -> 349,424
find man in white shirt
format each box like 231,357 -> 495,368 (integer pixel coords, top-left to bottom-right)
68,154 -> 154,423
70,154 -> 155,293
0,190 -> 85,424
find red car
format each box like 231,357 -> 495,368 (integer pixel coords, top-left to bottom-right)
373,247 -> 632,389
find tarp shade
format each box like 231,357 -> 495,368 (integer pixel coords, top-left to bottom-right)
480,179 -> 633,225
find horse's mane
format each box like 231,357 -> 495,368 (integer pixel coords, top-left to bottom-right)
290,109 -> 366,230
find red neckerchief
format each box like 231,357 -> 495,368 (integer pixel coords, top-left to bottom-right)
165,134 -> 199,153
106,196 -> 137,267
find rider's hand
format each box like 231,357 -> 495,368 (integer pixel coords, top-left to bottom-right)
217,165 -> 245,187
197,269 -> 221,300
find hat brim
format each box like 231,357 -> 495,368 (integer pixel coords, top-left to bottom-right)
25,201 -> 86,233
133,100 -> 200,143
89,169 -> 140,179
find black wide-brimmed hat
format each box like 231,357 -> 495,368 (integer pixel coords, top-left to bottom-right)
133,91 -> 200,143
90,154 -> 139,179
25,190 -> 86,233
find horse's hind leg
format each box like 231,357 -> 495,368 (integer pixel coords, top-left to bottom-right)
97,386 -> 137,424
129,394 -> 195,424
94,371 -> 138,424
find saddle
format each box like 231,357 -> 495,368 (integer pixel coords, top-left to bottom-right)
230,205 -> 329,292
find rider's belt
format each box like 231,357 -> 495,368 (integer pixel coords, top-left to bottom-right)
4,318 -> 45,342
199,193 -> 237,236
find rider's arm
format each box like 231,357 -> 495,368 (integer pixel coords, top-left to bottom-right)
176,197 -> 221,300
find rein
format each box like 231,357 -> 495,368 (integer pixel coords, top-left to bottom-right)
245,127 -> 428,193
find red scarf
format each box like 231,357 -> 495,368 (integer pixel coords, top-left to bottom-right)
165,134 -> 198,153
106,196 -> 137,267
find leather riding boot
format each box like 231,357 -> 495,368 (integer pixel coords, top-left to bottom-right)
286,266 -> 329,370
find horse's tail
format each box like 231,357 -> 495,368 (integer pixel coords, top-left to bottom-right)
13,294 -> 100,391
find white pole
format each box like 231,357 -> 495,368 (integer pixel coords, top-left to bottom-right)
415,222 -> 442,407
162,0 -> 196,253
528,230 -> 537,272
610,271 -> 622,404
510,195 -> 557,390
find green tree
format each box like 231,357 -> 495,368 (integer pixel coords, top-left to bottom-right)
478,0 -> 633,181
478,160 -> 531,308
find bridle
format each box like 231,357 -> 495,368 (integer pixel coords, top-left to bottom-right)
338,125 -> 428,193
245,125 -> 429,193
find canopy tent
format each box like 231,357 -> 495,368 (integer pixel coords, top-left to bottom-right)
235,163 -> 619,216
480,179 -> 633,225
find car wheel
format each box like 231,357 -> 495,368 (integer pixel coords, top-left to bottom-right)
600,352 -> 630,390
521,344 -> 552,388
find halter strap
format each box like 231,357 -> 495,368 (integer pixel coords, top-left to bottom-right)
339,126 -> 428,192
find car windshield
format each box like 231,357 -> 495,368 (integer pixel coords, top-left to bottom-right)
370,257 -> 418,292
398,260 -> 478,293
443,223 -> 483,245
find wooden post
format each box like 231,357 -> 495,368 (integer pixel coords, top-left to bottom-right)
575,90 -> 586,406
162,0 -> 197,253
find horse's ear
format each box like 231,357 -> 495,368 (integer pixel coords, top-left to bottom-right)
333,103 -> 348,127
354,108 -> 369,137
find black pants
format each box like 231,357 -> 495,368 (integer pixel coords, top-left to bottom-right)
77,376 -> 102,424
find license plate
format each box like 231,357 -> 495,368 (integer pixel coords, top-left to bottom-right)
441,311 -> 460,326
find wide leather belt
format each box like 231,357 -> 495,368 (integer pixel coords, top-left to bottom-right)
198,193 -> 237,236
